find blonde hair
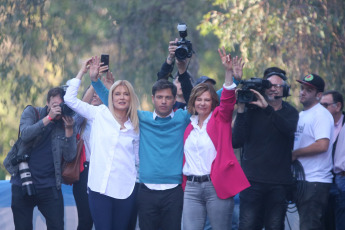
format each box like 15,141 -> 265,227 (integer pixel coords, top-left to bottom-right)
108,80 -> 140,132
187,83 -> 219,115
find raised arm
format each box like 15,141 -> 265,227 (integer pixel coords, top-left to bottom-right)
64,59 -> 100,121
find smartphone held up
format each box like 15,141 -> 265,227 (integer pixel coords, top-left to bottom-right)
100,54 -> 109,73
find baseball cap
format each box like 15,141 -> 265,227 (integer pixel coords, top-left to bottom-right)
195,76 -> 216,86
296,73 -> 325,92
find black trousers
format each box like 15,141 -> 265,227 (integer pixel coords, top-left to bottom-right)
73,162 -> 93,230
11,184 -> 64,230
137,184 -> 183,230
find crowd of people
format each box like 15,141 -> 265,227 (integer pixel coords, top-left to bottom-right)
8,37 -> 345,230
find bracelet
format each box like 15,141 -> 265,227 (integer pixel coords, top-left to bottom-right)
47,115 -> 53,121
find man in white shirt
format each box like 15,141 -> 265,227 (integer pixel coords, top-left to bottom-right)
293,73 -> 334,230
320,90 -> 345,230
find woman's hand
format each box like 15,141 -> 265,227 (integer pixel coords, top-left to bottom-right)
76,58 -> 92,80
233,56 -> 244,82
218,46 -> 233,86
89,56 -> 101,82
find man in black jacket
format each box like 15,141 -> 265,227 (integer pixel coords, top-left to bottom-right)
233,67 -> 299,230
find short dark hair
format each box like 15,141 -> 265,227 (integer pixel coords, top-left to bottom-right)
47,87 -> 64,103
187,83 -> 219,115
263,67 -> 287,81
323,90 -> 344,111
152,79 -> 177,97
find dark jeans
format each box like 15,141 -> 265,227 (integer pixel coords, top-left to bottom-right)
137,184 -> 183,230
73,162 -> 93,230
296,181 -> 331,230
325,174 -> 345,230
128,183 -> 140,230
88,185 -> 138,230
11,184 -> 64,230
239,181 -> 288,230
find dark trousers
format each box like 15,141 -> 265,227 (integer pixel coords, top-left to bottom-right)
73,162 -> 93,230
11,184 -> 64,230
239,181 -> 288,230
137,184 -> 183,230
296,181 -> 331,230
128,183 -> 139,230
88,185 -> 138,230
325,174 -> 345,230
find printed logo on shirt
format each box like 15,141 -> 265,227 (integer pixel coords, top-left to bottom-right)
294,124 -> 305,141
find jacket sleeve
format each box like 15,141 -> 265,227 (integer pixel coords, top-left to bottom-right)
20,106 -> 45,143
91,79 -> 109,106
232,112 -> 247,149
60,126 -> 77,162
217,88 -> 236,123
262,104 -> 299,137
178,71 -> 193,104
157,61 -> 174,80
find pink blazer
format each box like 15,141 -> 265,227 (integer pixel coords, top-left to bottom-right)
183,88 -> 250,199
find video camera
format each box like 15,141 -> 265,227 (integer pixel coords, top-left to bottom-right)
237,78 -> 272,103
174,23 -> 193,60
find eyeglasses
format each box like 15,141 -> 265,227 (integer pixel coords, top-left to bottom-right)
271,84 -> 283,89
320,102 -> 336,108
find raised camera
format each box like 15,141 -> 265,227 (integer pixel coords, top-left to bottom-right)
175,23 -> 193,60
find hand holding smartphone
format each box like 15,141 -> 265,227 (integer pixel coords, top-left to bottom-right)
100,54 -> 109,73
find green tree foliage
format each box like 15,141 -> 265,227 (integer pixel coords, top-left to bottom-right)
0,0 -> 221,178
198,0 -> 345,107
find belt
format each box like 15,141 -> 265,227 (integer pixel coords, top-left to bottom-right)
187,175 -> 211,183
337,171 -> 345,177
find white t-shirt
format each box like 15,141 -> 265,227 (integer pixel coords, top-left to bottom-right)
294,103 -> 334,183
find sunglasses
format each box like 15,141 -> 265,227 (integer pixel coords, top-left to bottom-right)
320,102 -> 336,108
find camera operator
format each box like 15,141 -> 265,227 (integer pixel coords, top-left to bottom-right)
233,67 -> 299,230
10,87 -> 77,230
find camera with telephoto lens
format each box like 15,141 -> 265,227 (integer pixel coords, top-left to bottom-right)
174,23 -> 193,60
60,85 -> 75,116
237,77 -> 272,103
11,154 -> 36,196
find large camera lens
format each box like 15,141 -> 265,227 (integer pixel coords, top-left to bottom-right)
19,162 -> 36,196
175,45 -> 189,60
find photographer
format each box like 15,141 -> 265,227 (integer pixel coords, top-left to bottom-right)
157,38 -> 193,111
10,87 -> 77,230
233,67 -> 299,230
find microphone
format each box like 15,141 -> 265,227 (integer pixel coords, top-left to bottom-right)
274,96 -> 284,99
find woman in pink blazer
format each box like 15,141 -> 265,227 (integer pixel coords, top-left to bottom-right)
182,48 -> 250,230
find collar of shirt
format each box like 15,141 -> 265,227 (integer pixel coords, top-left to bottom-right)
153,110 -> 174,120
121,118 -> 134,131
190,112 -> 213,130
335,114 -> 344,128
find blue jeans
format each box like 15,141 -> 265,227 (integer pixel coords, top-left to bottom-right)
204,193 -> 240,230
296,181 -> 331,230
88,186 -> 137,230
239,181 -> 288,230
183,180 -> 234,230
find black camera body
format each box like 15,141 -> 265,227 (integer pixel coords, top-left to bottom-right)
59,102 -> 75,116
175,23 -> 193,60
238,78 -> 272,103
60,85 -> 75,116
